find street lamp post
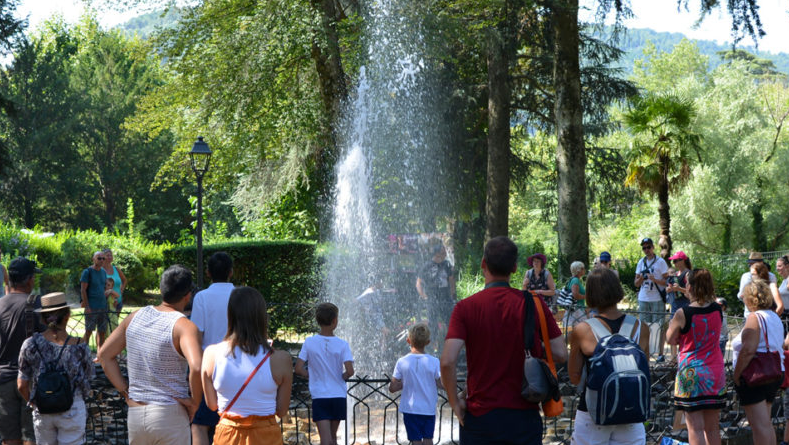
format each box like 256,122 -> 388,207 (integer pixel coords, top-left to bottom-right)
189,136 -> 212,289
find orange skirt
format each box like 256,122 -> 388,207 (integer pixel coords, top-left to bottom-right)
213,413 -> 283,445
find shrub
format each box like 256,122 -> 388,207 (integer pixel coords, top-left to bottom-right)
39,268 -> 69,294
164,240 -> 321,333
59,230 -> 167,297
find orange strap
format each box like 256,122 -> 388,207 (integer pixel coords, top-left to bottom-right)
533,297 -> 557,377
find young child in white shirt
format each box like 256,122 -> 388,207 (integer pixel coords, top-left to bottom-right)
389,322 -> 443,445
295,303 -> 354,445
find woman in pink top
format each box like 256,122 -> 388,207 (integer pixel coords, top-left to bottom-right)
202,287 -> 293,445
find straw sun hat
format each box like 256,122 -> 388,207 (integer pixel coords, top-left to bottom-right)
35,292 -> 70,313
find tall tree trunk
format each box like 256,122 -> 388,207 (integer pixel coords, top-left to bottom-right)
552,0 -> 588,278
657,176 -> 672,261
722,214 -> 732,253
311,0 -> 348,241
751,198 -> 767,252
485,27 -> 511,241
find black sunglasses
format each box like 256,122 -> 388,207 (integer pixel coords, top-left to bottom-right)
642,245 -> 653,250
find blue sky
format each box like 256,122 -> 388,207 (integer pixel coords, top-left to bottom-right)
15,0 -> 789,53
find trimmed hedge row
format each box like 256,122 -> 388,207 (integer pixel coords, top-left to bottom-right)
163,240 -> 321,333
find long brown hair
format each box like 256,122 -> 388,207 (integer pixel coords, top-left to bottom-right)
225,286 -> 270,357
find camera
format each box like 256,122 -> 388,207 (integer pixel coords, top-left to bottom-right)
641,271 -> 650,279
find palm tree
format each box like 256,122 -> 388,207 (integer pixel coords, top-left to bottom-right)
623,93 -> 702,260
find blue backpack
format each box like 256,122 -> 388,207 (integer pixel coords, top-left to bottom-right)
584,315 -> 651,425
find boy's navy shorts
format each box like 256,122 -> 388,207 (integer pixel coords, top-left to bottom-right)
312,397 -> 347,421
403,413 -> 435,441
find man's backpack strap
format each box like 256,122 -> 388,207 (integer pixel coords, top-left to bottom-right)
586,317 -> 612,341
522,290 -> 536,351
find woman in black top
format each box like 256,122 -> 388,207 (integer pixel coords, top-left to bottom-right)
568,268 -> 650,445
521,253 -> 556,307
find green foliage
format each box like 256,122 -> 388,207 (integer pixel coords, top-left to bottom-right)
39,268 -> 69,294
163,240 -> 320,332
59,229 -> 166,296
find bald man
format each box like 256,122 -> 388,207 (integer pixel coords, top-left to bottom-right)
81,251 -> 109,347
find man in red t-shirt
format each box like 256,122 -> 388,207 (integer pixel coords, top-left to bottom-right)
440,236 -> 567,444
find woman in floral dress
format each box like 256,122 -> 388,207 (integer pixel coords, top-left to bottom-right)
666,269 -> 725,445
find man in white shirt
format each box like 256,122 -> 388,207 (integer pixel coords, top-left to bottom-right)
189,252 -> 235,445
738,251 -> 777,317
634,238 -> 668,359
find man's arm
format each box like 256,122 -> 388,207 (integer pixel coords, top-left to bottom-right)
549,335 -> 568,364
80,281 -> 89,311
416,277 -> 427,299
737,273 -> 749,301
271,350 -> 293,419
98,311 -> 136,400
117,267 -> 128,293
174,318 -> 203,420
440,338 -> 465,426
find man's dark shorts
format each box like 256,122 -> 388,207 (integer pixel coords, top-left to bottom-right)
193,396 -> 220,427
0,379 -> 35,442
85,308 -> 109,333
460,408 -> 542,445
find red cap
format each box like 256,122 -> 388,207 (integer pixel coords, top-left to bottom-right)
668,251 -> 688,261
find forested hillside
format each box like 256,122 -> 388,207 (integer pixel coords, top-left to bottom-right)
601,27 -> 789,74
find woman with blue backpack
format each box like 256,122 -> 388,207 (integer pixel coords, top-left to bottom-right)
666,269 -> 726,445
568,268 -> 650,445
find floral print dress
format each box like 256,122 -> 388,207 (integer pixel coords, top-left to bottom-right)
674,302 -> 726,411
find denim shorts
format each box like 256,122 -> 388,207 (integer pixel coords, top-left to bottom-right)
312,397 -> 347,421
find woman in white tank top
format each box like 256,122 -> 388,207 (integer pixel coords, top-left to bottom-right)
202,287 -> 293,445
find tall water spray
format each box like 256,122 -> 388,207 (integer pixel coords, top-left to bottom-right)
324,0 -> 452,377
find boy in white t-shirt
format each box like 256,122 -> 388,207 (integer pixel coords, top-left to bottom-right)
295,303 -> 354,445
389,322 -> 442,445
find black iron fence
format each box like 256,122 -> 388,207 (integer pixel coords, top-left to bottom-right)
64,307 -> 785,444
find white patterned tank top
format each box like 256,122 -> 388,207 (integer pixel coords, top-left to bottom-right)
127,305 -> 189,404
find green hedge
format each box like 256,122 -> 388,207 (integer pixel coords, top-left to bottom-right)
38,268 -> 69,294
164,240 -> 321,333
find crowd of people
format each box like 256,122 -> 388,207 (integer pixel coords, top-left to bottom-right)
2,237 -> 789,445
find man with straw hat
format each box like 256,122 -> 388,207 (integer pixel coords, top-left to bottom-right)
0,257 -> 43,445
738,252 -> 777,317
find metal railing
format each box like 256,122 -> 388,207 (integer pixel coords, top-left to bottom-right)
65,308 -> 786,444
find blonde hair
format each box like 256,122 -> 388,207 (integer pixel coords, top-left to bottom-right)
743,278 -> 773,310
408,322 -> 431,349
570,261 -> 585,276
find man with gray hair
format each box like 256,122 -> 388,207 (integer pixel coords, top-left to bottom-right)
81,251 -> 108,347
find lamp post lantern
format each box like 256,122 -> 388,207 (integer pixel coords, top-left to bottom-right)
189,136 -> 212,289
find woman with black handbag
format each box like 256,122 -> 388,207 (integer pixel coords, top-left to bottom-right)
732,279 -> 784,445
